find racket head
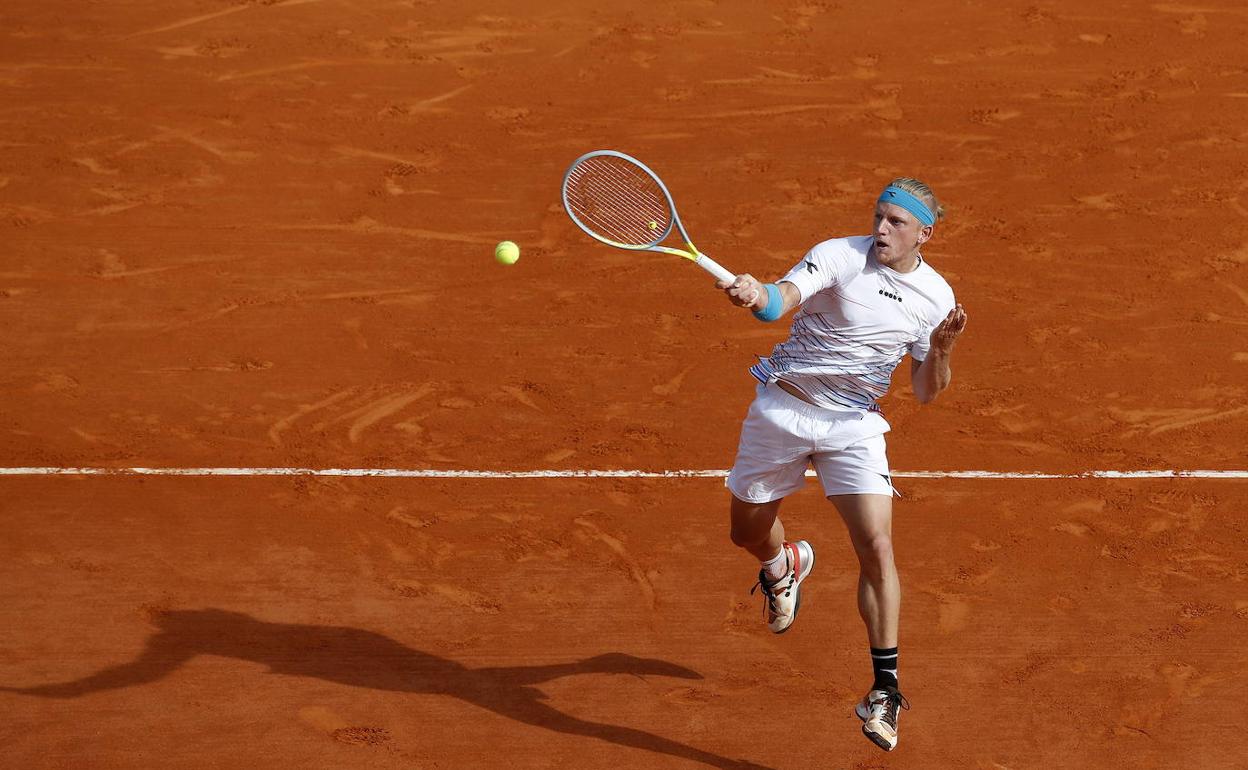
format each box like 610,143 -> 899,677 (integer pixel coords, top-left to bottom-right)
561,150 -> 678,251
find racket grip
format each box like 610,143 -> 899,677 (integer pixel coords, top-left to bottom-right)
695,254 -> 736,284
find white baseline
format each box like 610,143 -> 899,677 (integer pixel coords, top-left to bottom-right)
0,467 -> 1245,479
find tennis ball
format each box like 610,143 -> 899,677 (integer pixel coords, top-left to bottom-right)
494,240 -> 519,265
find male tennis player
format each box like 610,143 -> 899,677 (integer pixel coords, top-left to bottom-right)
716,178 -> 966,752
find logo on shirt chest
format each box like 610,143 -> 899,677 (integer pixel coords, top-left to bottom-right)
878,288 -> 903,303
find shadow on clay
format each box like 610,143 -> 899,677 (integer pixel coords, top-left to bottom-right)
3,608 -> 770,770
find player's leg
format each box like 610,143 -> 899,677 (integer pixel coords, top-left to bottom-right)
830,491 -> 909,751
728,495 -> 784,561
827,492 -> 899,648
725,384 -> 816,634
728,494 -> 814,634
813,434 -> 909,751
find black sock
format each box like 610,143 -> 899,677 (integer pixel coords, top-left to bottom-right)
870,646 -> 899,691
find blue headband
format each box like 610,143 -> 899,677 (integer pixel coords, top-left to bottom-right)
878,186 -> 935,226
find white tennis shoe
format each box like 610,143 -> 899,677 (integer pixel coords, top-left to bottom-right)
751,540 -> 815,634
855,687 -> 911,751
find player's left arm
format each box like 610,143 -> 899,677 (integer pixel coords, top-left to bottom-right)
910,304 -> 967,404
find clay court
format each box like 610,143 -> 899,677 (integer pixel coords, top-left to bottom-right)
2,1 -> 1247,767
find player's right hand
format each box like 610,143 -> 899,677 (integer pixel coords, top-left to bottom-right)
719,273 -> 763,308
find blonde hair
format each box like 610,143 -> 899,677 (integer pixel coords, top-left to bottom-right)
886,177 -> 945,222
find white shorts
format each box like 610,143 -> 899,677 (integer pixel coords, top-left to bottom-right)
726,383 -> 896,503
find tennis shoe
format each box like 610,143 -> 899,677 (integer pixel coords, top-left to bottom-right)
750,540 -> 814,634
855,686 -> 910,751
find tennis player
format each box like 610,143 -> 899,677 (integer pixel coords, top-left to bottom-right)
717,178 -> 966,752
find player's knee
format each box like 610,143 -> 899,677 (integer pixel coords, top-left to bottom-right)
856,534 -> 895,577
728,499 -> 774,548
729,519 -> 762,548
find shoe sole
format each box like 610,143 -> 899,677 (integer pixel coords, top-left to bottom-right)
773,543 -> 815,635
862,724 -> 897,752
856,701 -> 898,751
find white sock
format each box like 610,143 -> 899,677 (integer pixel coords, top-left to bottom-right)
761,547 -> 789,582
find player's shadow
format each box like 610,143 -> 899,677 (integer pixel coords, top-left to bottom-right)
4,609 -> 769,770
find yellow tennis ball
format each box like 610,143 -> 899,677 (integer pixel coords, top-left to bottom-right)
494,240 -> 519,265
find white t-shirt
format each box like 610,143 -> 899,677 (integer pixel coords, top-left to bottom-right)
749,235 -> 956,414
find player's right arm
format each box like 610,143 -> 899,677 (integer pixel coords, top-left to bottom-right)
717,274 -> 801,317
717,238 -> 855,320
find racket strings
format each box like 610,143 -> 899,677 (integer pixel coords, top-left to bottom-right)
567,162 -> 667,244
564,156 -> 673,247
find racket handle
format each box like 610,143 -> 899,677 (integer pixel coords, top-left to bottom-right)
695,253 -> 736,284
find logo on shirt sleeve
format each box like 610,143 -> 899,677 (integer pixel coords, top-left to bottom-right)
804,260 -> 818,273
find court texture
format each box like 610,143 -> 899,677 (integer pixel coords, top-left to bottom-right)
2,1 -> 1246,768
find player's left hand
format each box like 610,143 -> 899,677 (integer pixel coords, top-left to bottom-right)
930,304 -> 967,354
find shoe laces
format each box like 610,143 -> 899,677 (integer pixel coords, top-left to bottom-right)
872,690 -> 911,729
749,570 -> 795,618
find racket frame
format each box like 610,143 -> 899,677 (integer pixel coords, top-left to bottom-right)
561,150 -> 736,283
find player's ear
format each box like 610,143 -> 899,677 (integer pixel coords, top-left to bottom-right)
917,224 -> 933,244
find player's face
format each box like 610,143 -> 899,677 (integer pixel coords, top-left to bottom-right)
871,202 -> 931,268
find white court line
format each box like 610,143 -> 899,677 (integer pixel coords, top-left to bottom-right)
0,467 -> 1246,479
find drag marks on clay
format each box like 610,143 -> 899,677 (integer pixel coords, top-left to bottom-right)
276,216 -> 514,246
89,250 -> 243,281
71,157 -> 119,175
402,84 -> 474,115
107,126 -> 254,175
702,103 -> 849,120
1222,280 -> 1248,306
158,302 -> 240,335
127,0 -> 325,38
301,287 -> 433,306
661,686 -> 720,706
388,578 -> 502,614
267,388 -> 357,446
574,517 -> 657,611
1151,3 -> 1248,16
128,5 -> 251,37
651,365 -> 694,397
1073,193 -> 1120,211
499,385 -> 543,412
385,506 -> 458,568
1,203 -> 54,227
135,359 -> 272,375
217,59 -> 338,82
1107,405 -> 1248,436
83,187 -> 156,217
271,385 -> 435,445
151,125 -> 257,163
931,43 -> 1056,66
345,387 -> 433,444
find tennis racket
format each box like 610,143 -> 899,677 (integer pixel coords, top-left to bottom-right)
561,150 -> 736,284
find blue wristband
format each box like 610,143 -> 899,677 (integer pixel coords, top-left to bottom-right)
752,283 -> 784,322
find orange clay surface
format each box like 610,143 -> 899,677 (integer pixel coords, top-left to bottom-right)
2,1 -> 1247,768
